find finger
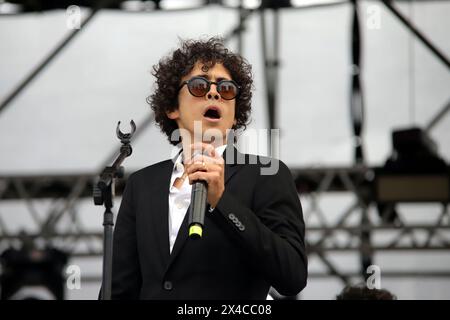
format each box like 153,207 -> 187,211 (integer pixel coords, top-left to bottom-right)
184,151 -> 206,165
182,143 -> 211,164
186,162 -> 222,175
185,160 -> 222,173
188,171 -> 221,185
186,162 -> 207,175
190,142 -> 215,156
189,154 -> 222,165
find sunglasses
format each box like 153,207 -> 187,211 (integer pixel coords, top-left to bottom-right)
179,76 -> 240,100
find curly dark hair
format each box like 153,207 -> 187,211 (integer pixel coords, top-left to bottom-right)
147,37 -> 253,145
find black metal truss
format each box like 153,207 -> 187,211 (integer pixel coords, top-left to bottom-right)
294,166 -> 450,285
1,166 -> 449,286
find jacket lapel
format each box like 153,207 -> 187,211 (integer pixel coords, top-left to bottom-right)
167,207 -> 190,266
150,159 -> 175,268
223,146 -> 243,183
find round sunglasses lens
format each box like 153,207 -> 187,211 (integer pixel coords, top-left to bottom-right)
218,82 -> 238,100
188,78 -> 209,97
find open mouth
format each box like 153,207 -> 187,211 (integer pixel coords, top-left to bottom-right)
203,107 -> 221,120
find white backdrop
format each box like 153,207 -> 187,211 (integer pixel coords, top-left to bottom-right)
0,1 -> 449,299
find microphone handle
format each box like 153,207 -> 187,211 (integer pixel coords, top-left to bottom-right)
188,180 -> 208,239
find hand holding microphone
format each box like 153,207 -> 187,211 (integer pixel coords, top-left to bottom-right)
185,143 -> 225,238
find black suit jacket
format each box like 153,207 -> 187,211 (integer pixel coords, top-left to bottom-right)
111,147 -> 307,299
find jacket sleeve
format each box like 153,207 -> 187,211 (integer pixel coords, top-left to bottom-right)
110,173 -> 142,299
213,160 -> 307,296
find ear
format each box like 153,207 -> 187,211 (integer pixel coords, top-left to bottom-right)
167,109 -> 180,120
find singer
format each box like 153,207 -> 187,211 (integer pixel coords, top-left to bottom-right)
110,37 -> 307,299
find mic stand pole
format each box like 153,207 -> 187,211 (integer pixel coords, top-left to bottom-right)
93,120 -> 136,300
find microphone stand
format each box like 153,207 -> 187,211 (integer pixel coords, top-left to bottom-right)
93,120 -> 136,300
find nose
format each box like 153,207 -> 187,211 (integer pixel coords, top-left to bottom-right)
206,83 -> 220,100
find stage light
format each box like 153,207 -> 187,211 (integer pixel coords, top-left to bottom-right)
0,2 -> 22,14
221,0 -> 261,9
0,245 -> 68,300
120,1 -> 156,11
159,0 -> 206,10
375,127 -> 449,204
290,0 -> 343,8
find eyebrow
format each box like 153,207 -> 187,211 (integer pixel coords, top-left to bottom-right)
194,73 -> 231,82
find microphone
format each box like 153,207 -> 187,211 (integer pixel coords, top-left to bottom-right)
188,180 -> 208,239
188,150 -> 209,239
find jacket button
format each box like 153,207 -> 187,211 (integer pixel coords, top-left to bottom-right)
163,281 -> 173,290
228,213 -> 235,220
239,225 -> 245,231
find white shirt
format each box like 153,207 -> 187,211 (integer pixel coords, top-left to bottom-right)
168,145 -> 227,253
